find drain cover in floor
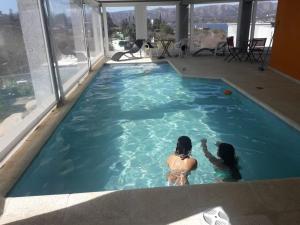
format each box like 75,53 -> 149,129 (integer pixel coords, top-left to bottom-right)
199,207 -> 231,225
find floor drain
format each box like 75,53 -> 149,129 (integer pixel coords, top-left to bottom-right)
256,86 -> 264,90
200,207 -> 231,225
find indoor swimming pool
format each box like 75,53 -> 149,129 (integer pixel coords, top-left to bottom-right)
9,62 -> 300,196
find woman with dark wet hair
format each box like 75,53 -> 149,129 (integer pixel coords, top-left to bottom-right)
167,136 -> 197,186
201,139 -> 241,182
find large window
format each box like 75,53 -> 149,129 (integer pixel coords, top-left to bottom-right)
147,5 -> 176,42
0,0 -> 55,159
47,0 -> 89,93
84,3 -> 104,64
105,6 -> 136,53
0,0 -> 104,161
252,0 -> 278,46
192,2 -> 239,49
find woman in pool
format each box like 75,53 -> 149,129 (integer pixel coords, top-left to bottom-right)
200,139 -> 241,182
167,136 -> 197,186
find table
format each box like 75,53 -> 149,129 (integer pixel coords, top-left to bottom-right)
158,39 -> 174,57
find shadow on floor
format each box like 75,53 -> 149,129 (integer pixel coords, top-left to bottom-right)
2,186 -> 226,225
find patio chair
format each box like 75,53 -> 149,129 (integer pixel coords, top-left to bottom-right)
111,39 -> 144,61
224,36 -> 241,62
145,41 -> 158,58
192,41 -> 227,57
245,38 -> 267,63
174,38 -> 190,57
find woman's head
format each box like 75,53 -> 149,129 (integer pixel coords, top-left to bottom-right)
217,143 -> 237,168
217,143 -> 241,180
175,136 -> 192,159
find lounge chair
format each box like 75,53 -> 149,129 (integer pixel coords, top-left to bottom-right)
192,41 -> 227,56
111,39 -> 144,61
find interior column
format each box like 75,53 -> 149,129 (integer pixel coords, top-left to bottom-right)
237,0 -> 253,52
176,3 -> 189,41
135,5 -> 147,41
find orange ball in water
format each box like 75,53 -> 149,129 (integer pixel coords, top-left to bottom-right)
224,89 -> 232,95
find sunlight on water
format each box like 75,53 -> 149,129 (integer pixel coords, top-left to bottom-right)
10,63 -> 300,196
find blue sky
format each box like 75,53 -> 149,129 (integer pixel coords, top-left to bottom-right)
0,1 -> 17,13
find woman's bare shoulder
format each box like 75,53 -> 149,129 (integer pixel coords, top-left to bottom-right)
185,157 -> 197,168
167,154 -> 176,162
187,158 -> 198,170
188,157 -> 197,163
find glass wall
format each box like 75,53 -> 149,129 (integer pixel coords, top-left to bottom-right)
105,6 -> 135,53
46,0 -> 89,93
0,0 -> 104,161
191,2 -> 239,49
0,0 -> 56,159
147,5 -> 176,42
253,0 -> 278,46
84,3 -> 104,64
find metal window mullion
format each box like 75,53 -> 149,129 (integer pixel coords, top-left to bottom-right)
102,6 -> 110,56
98,4 -> 104,56
190,3 -> 194,49
81,1 -> 91,71
37,0 -> 58,103
39,0 -> 65,106
44,0 -> 65,103
250,0 -> 257,40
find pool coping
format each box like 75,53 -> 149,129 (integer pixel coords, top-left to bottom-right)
0,58 -> 300,222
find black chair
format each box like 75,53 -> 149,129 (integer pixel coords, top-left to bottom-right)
225,36 -> 241,62
111,39 -> 144,61
245,38 -> 267,63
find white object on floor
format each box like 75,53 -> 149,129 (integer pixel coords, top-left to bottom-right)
199,207 -> 231,225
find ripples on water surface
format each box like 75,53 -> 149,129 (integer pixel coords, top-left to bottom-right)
10,63 -> 300,196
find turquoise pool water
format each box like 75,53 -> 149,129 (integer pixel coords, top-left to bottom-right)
10,63 -> 300,196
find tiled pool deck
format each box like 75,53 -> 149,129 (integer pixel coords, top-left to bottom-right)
0,56 -> 300,225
